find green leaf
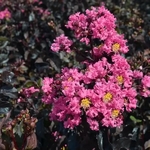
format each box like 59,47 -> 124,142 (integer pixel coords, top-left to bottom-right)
136,119 -> 142,123
130,116 -> 136,122
130,115 -> 142,124
37,78 -> 43,87
23,80 -> 38,88
13,120 -> 24,137
0,114 -> 5,118
0,36 -> 8,42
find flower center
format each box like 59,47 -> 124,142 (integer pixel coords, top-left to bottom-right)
117,75 -> 124,84
81,98 -> 91,109
103,92 -> 113,103
68,77 -> 73,81
64,86 -> 68,90
112,43 -> 120,52
111,110 -> 120,118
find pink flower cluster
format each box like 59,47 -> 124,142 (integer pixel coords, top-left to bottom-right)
41,77 -> 55,104
51,34 -> 73,52
66,6 -> 116,43
20,87 -> 39,98
41,6 -> 150,131
0,8 -> 11,20
141,75 -> 150,97
51,6 -> 129,56
41,54 -> 138,130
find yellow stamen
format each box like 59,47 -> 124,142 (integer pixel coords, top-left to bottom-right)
111,110 -> 120,118
81,98 -> 91,109
112,43 -> 120,52
117,75 -> 124,84
64,86 -> 68,90
103,92 -> 113,103
62,147 -> 65,150
98,44 -> 103,48
68,77 -> 73,81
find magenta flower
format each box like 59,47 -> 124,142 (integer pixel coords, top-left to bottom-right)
101,31 -> 129,54
42,77 -> 53,93
141,75 -> 150,97
51,34 -> 73,52
0,8 -> 11,20
41,6 -> 150,131
133,70 -> 143,79
142,75 -> 150,88
22,87 -> 39,98
87,118 -> 99,131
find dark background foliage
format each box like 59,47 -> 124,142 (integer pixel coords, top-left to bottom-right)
0,0 -> 150,149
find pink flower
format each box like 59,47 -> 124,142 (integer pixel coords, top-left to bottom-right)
142,75 -> 150,88
50,96 -> 68,121
87,118 -> 99,131
122,88 -> 137,111
0,12 -> 4,19
0,9 -> 11,20
3,8 -> 11,18
90,17 -> 110,40
66,13 -> 88,39
42,77 -> 55,104
133,70 -> 143,79
83,58 -> 109,83
86,107 -> 98,118
141,88 -> 150,98
111,54 -> 130,70
42,94 -> 52,104
80,37 -> 90,45
43,9 -> 50,16
101,111 -> 123,127
141,75 -> 150,97
17,97 -> 25,103
89,6 -> 116,40
22,87 -> 39,98
42,77 -> 53,93
51,34 -> 72,52
85,7 -> 98,20
50,96 -> 81,129
102,31 -> 129,54
66,6 -> 116,44
41,6 -> 141,131
64,115 -> 81,129
109,55 -> 133,88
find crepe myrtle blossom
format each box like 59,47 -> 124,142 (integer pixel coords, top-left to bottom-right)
41,77 -> 55,104
51,34 -> 73,52
66,6 -> 116,43
0,8 -> 11,20
20,87 -> 39,98
141,75 -> 150,97
39,6 -> 150,131
40,57 -> 138,130
133,70 -> 143,79
96,31 -> 129,55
